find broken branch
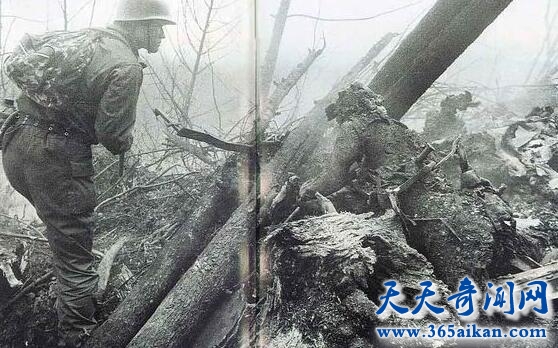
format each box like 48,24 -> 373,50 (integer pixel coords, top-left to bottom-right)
0,213 -> 45,239
95,174 -> 189,212
176,127 -> 254,154
0,232 -> 104,258
0,231 -> 47,243
0,269 -> 54,314
266,40 -> 326,118
95,237 -> 129,301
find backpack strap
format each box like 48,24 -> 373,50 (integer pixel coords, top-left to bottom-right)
87,27 -> 137,55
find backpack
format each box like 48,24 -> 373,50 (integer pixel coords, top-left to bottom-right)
5,30 -> 103,110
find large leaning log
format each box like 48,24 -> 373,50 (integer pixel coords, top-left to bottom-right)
126,197 -> 257,347
369,0 -> 513,119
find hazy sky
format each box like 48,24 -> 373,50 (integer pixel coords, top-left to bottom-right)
1,0 -> 556,218
1,0 -> 556,114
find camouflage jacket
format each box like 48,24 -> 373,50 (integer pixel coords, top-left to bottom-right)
16,26 -> 144,154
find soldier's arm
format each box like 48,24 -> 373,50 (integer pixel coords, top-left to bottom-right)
95,63 -> 143,155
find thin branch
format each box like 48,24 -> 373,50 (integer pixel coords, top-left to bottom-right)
0,213 -> 45,239
208,51 -> 223,129
284,1 -> 423,22
0,15 -> 45,23
266,41 -> 326,118
95,174 -> 189,211
68,0 -> 95,23
181,0 -> 216,123
0,270 -> 54,314
0,231 -> 47,243
0,231 -> 103,257
93,159 -> 119,180
97,158 -> 141,200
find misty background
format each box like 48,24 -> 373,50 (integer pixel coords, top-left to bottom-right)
0,0 -> 556,219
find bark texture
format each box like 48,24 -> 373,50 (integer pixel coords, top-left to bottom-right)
259,212 -> 456,348
127,197 -> 257,347
87,158 -> 244,347
89,1 -> 515,344
368,0 -> 513,119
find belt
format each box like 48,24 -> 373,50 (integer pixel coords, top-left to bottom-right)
16,114 -> 90,143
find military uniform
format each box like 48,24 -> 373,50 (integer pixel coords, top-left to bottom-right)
1,26 -> 143,344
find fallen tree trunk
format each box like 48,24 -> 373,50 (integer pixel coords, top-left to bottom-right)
125,86 -> 546,347
126,197 -> 257,347
259,212 -> 457,348
88,32 -> 396,348
91,1 -> 516,344
259,0 -> 292,98
87,158 -> 243,347
368,0 -> 513,119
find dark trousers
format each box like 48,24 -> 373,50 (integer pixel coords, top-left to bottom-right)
2,123 -> 98,343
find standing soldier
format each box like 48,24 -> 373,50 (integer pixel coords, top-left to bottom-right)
1,0 -> 175,346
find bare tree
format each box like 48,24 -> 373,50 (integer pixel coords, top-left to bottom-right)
62,0 -> 68,30
259,0 -> 291,99
89,0 -> 96,27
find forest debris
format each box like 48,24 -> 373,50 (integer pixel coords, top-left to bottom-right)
395,136 -> 461,196
0,245 -> 23,288
411,218 -> 462,242
15,241 -> 29,275
510,255 -> 542,272
95,172 -> 190,211
264,175 -> 301,225
314,192 -> 337,214
113,264 -> 133,289
498,261 -> 558,301
422,91 -> 479,141
261,212 -> 456,347
415,143 -> 435,167
0,231 -> 104,258
112,264 -> 133,300
265,40 -> 326,122
95,237 -> 128,301
0,269 -> 54,314
283,206 -> 300,224
0,213 -> 45,239
0,261 -> 22,289
0,231 -> 47,243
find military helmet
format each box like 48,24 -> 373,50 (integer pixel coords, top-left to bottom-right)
114,0 -> 176,25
